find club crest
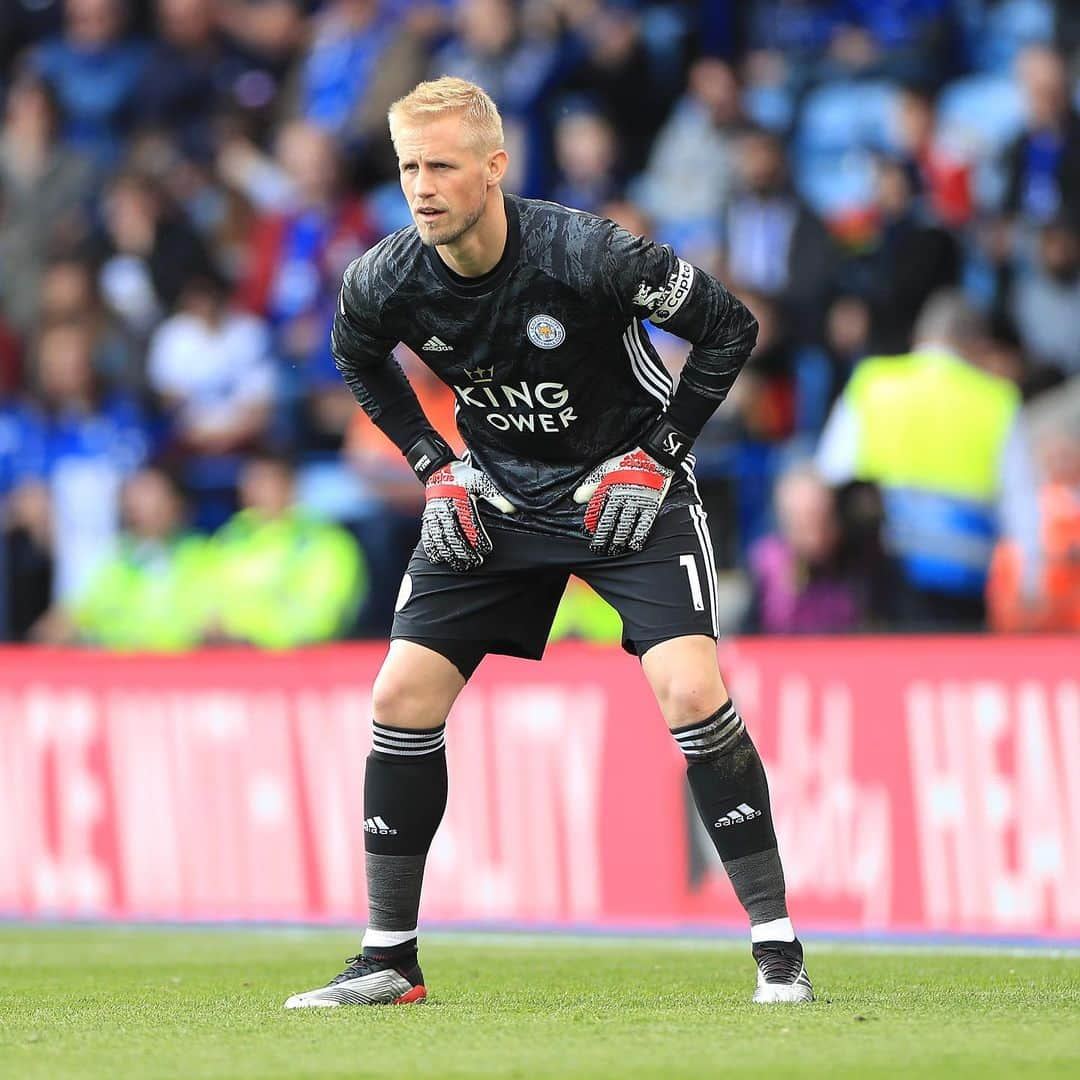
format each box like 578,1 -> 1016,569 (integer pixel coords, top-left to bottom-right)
527,314 -> 565,349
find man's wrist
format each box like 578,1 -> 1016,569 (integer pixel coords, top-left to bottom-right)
642,416 -> 694,469
404,432 -> 456,482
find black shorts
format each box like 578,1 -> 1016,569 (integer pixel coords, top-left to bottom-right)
391,503 -> 720,678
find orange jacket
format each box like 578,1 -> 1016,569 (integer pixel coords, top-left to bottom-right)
988,483 -> 1080,631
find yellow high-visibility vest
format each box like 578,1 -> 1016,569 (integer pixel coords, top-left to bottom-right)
846,349 -> 1018,499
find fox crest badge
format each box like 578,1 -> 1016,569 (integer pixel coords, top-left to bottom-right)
527,314 -> 565,349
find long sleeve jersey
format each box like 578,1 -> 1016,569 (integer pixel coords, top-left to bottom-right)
332,193 -> 757,536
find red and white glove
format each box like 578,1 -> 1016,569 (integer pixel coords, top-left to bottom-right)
421,461 -> 516,572
573,447 -> 674,556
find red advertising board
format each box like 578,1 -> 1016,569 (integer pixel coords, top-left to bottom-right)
0,639 -> 1077,939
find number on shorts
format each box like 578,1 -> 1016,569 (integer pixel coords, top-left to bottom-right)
678,554 -> 705,612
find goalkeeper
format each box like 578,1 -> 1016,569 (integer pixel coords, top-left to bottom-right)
285,76 -> 811,1009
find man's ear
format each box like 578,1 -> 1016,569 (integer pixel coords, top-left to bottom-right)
486,148 -> 508,187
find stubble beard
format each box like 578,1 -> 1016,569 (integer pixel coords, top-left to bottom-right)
417,194 -> 486,248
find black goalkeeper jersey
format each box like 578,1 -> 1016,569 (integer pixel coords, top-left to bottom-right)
332,194 -> 757,537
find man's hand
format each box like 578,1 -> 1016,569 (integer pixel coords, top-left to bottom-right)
573,447 -> 673,556
421,462 -> 516,572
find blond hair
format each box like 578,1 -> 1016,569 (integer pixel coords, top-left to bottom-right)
388,77 -> 504,153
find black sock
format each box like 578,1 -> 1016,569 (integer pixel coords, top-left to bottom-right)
673,702 -> 791,933
361,720 -> 447,960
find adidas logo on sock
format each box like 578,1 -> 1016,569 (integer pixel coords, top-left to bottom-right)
713,803 -> 762,828
364,816 -> 398,836
422,336 -> 453,351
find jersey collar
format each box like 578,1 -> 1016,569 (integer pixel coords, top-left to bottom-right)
424,194 -> 521,299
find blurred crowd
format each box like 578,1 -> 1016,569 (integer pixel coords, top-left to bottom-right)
1,0 -> 1078,648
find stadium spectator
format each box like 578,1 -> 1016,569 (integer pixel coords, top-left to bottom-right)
235,120 -> 374,383
724,290 -> 797,445
816,291 -> 1041,629
95,169 -> 220,336
31,0 -> 151,168
550,106 -> 620,214
147,270 -> 276,458
278,1 -> 449,188
290,0 -> 397,140
747,463 -> 872,634
633,56 -> 743,242
37,256 -> 141,391
135,0 -> 249,162
37,465 -> 216,649
840,0 -> 956,85
894,83 -> 974,227
820,293 -> 872,406
29,319 -> 153,607
769,290 -> 872,445
737,0 -> 846,86
988,437 -> 1080,632
0,74 -> 95,333
2,481 -> 53,641
722,127 -> 834,342
560,1 -> 683,175
33,320 -> 152,484
853,155 -> 961,354
215,0 -> 307,88
1000,45 -> 1080,228
1009,215 -> 1080,379
431,0 -> 569,195
209,453 -> 367,648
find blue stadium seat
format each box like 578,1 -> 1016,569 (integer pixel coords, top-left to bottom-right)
793,146 -> 878,218
937,74 -> 1025,157
796,80 -> 899,156
968,0 -> 1055,73
744,82 -> 796,134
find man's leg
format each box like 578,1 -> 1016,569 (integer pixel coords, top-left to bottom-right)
641,634 -> 812,1003
362,640 -> 466,953
285,640 -> 466,1007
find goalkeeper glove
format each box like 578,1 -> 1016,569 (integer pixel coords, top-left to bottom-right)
421,461 -> 516,572
572,417 -> 691,556
405,433 -> 516,572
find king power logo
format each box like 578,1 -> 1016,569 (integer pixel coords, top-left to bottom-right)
452,379 -> 578,434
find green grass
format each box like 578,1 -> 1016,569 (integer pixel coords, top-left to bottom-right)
0,928 -> 1077,1079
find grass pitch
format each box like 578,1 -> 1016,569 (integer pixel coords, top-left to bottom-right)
1,928 -> 1077,1079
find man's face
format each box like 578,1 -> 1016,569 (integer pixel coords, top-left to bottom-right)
1020,49 -> 1067,129
738,133 -> 784,194
395,113 -> 498,247
241,462 -> 294,519
1039,224 -> 1079,281
123,470 -> 182,539
277,121 -> 338,207
69,0 -> 123,47
777,475 -> 839,566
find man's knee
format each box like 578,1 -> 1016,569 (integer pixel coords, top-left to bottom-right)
372,669 -> 442,729
371,669 -> 417,729
640,635 -> 727,726
655,675 -> 727,727
371,643 -> 464,729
